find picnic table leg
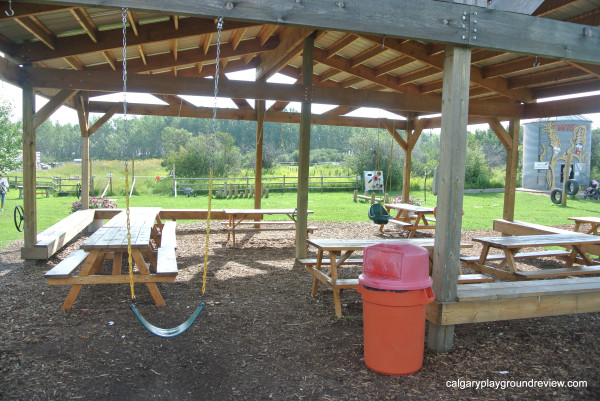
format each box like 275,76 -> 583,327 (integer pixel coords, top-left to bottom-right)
61,250 -> 101,310
132,250 -> 166,306
588,223 -> 600,235
329,251 -> 343,318
311,249 -> 324,295
567,245 -> 597,267
112,252 -> 123,275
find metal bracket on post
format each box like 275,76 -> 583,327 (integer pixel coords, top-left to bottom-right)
303,85 -> 314,103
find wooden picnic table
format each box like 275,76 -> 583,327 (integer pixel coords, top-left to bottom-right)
305,238 -> 472,318
17,185 -> 52,198
569,216 -> 600,235
45,207 -> 178,310
465,233 -> 600,281
380,203 -> 435,237
223,208 -> 315,247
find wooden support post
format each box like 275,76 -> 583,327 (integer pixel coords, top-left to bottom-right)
427,45 -> 471,353
255,99 -> 265,209
76,93 -> 90,208
296,33 -> 315,259
370,192 -> 375,204
402,113 -> 415,203
353,189 -> 358,202
503,119 -> 520,221
22,85 -> 37,249
172,165 -> 176,197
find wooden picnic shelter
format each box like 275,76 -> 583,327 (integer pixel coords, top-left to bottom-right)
2,0 -> 600,352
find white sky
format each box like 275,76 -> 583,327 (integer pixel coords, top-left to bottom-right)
1,68 -> 599,131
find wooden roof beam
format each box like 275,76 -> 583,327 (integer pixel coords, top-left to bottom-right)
230,27 -> 248,50
314,47 -> 421,94
36,0 -> 600,64
0,3 -> 72,19
533,0 -> 573,16
70,7 -> 98,43
256,27 -> 315,80
257,24 -> 278,46
126,10 -> 139,36
33,89 -> 79,128
325,33 -> 358,59
486,117 -> 512,150
481,56 -> 558,79
24,65 -> 523,118
508,67 -> 590,89
524,94 -> 600,119
361,35 -> 534,102
16,17 -> 258,63
15,16 -> 56,50
374,57 -> 413,77
63,56 -> 84,70
532,79 -> 600,99
102,51 -> 117,71
350,45 -> 384,68
92,36 -> 278,75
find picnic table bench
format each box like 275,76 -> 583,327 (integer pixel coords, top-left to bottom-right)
223,209 -> 316,247
45,207 -> 178,310
305,238 -> 473,318
379,203 -> 436,238
462,233 -> 600,281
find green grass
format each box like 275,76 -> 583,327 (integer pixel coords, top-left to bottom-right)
2,190 -> 600,251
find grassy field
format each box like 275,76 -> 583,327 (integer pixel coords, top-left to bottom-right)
1,189 -> 599,251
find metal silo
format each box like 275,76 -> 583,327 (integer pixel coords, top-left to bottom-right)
522,116 -> 592,191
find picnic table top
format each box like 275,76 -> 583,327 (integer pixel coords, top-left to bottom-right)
383,203 -> 435,213
307,238 -> 471,251
81,207 -> 161,250
472,233 -> 600,249
568,216 -> 600,224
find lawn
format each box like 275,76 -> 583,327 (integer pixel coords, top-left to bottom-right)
1,189 -> 599,251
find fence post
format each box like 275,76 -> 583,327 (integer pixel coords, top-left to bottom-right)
384,193 -> 389,203
321,176 -> 324,193
283,175 -> 286,192
265,188 -> 269,198
172,164 -> 177,197
353,189 -> 358,202
370,192 -> 375,204
249,184 -> 254,198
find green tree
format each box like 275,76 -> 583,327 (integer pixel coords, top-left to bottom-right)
161,126 -> 192,156
0,102 -> 22,172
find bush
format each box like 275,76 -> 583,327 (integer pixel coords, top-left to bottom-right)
71,197 -> 117,213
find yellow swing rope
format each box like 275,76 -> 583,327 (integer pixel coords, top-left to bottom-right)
201,168 -> 213,295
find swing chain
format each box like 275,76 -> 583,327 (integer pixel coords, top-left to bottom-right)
5,0 -> 14,17
212,17 -> 224,135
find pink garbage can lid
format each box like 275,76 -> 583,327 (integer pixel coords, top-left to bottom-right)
359,242 -> 432,291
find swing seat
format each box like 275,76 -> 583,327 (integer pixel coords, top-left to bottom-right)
131,301 -> 205,338
368,203 -> 393,225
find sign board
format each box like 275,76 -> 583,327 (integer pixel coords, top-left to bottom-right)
364,171 -> 384,192
534,162 -> 549,170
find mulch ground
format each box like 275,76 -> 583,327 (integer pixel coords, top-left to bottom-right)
1,222 -> 599,400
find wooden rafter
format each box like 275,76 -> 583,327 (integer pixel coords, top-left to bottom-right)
16,18 -> 258,63
314,47 -> 421,94
374,57 -> 413,77
0,3 -> 71,19
15,16 -> 56,49
256,27 -> 315,80
257,24 -> 277,46
508,66 -> 590,89
350,45 -> 382,68
533,0 -> 573,16
230,27 -> 248,50
63,56 -> 84,70
481,56 -> 558,79
126,10 -> 139,36
361,35 -> 534,102
70,7 -> 98,43
325,34 -> 357,59
102,50 -> 116,71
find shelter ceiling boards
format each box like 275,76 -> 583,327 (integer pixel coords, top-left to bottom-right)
35,0 -> 600,64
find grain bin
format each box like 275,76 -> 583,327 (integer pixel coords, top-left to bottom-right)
522,116 -> 592,191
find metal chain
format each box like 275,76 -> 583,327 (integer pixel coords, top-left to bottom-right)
121,8 -> 135,301
5,0 -> 14,17
202,17 -> 223,297
122,9 -> 128,164
211,17 -> 224,136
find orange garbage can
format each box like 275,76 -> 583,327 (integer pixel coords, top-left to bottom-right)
357,242 -> 434,375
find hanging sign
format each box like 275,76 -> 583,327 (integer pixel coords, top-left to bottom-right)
364,171 -> 384,191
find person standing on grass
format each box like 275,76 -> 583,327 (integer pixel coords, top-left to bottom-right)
0,173 -> 8,211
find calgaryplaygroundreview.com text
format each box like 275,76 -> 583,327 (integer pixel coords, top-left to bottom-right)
446,379 -> 588,390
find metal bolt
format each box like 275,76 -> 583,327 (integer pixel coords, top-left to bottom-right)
461,35 -> 467,40
462,15 -> 466,20
336,2 -> 345,8
473,19 -> 478,24
463,11 -> 467,15
225,2 -> 234,9
474,11 -> 478,15
473,35 -> 477,40
442,19 -> 449,25
583,27 -> 592,37
473,28 -> 477,33
461,23 -> 466,29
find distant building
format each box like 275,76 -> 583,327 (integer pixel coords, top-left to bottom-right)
522,116 -> 592,191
